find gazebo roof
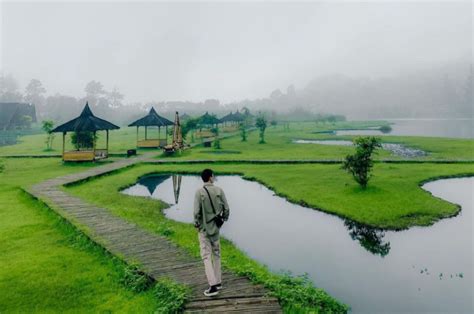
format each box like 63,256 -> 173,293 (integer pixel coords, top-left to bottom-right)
138,174 -> 170,195
232,110 -> 246,121
51,103 -> 120,133
197,112 -> 220,125
128,107 -> 173,127
219,111 -> 235,123
180,113 -> 192,121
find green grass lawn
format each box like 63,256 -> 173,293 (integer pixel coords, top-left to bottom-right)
0,125 -> 237,156
3,121 -> 472,161
0,158 -> 159,312
68,161 -> 474,231
164,122 -> 474,161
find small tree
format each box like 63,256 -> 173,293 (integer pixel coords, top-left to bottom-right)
211,126 -> 221,149
181,118 -> 198,140
342,137 -> 381,188
41,120 -> 55,151
255,115 -> 267,144
239,122 -> 247,142
71,131 -> 97,150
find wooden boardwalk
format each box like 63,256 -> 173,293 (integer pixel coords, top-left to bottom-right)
27,154 -> 281,313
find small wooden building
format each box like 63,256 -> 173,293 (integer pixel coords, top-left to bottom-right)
51,103 -> 119,161
197,111 -> 221,127
128,107 -> 173,148
219,111 -> 234,126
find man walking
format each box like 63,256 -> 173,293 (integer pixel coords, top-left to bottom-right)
194,169 -> 230,297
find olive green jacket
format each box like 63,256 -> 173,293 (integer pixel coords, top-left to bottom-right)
194,182 -> 230,241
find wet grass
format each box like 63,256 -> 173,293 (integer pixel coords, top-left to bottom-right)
0,158 -> 164,312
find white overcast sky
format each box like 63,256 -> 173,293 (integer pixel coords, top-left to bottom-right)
1,1 -> 472,103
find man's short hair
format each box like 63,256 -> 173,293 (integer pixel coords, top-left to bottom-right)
201,168 -> 213,182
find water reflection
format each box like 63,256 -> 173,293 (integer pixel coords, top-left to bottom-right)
121,175 -> 473,313
134,174 -> 183,204
172,175 -> 182,204
137,175 -> 170,195
344,220 -> 391,257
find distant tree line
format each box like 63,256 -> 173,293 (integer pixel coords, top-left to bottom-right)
1,60 -> 471,127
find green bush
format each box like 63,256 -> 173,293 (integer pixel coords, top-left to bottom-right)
70,131 -> 97,150
379,125 -> 392,133
153,278 -> 188,313
120,263 -> 154,292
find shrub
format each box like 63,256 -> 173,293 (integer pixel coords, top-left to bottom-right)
119,263 -> 154,292
255,115 -> 267,144
70,131 -> 97,150
154,278 -> 188,313
379,125 -> 392,133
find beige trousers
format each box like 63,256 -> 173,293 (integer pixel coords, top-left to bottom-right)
198,231 -> 221,286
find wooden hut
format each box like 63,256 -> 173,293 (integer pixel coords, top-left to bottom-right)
51,102 -> 119,161
179,113 -> 191,122
195,111 -> 220,139
197,111 -> 220,128
128,107 -> 173,148
232,110 -> 246,123
219,111 -> 234,126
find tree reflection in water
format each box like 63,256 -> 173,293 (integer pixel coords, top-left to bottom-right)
344,220 -> 391,257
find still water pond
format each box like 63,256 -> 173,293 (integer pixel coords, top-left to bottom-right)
122,175 -> 473,313
336,119 -> 473,138
294,139 -> 427,158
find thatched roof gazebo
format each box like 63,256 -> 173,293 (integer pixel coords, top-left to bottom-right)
197,111 -> 220,127
128,107 -> 174,148
232,110 -> 246,122
219,111 -> 234,125
51,102 -> 119,161
179,113 -> 191,122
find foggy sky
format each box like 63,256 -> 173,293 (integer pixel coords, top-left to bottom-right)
1,1 -> 472,103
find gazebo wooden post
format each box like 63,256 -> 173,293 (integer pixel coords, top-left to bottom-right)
159,126 -> 161,142
136,126 -> 139,147
165,126 -> 168,144
145,126 -> 147,140
62,132 -> 66,159
106,129 -> 109,152
93,131 -> 96,154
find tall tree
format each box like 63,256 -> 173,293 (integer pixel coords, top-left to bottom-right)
0,74 -> 23,101
84,80 -> 105,105
107,87 -> 124,108
24,79 -> 46,106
